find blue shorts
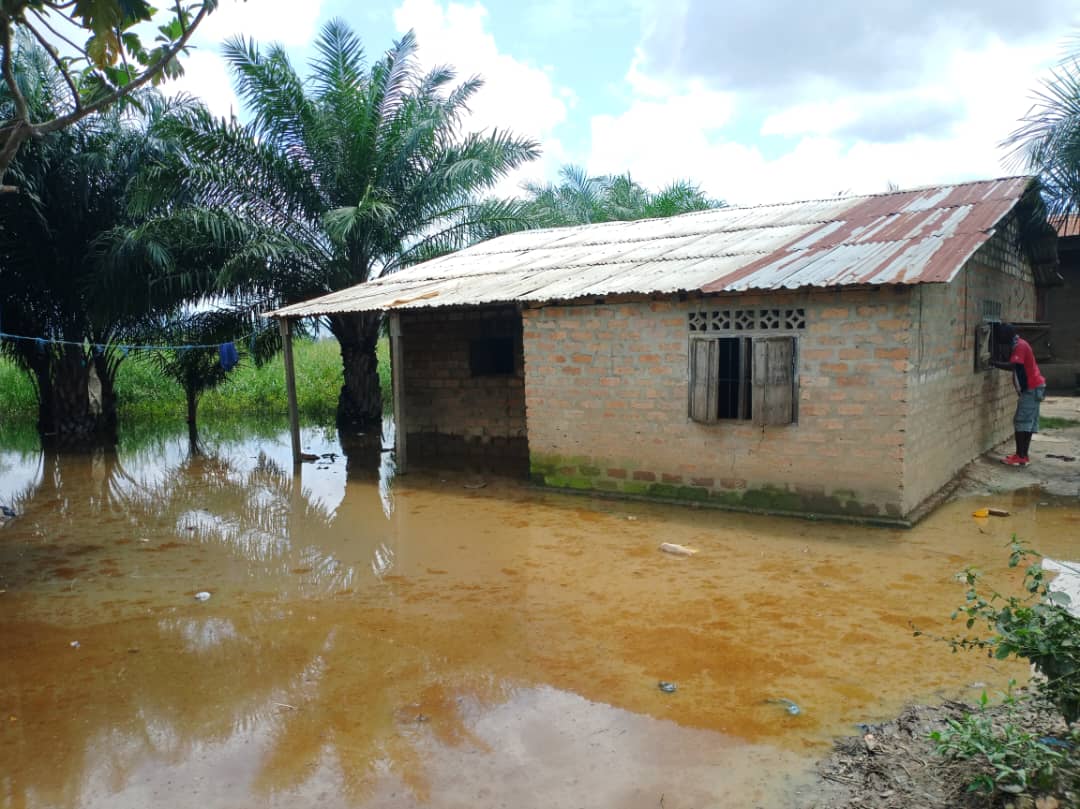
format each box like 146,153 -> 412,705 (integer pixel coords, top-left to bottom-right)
1014,386 -> 1046,433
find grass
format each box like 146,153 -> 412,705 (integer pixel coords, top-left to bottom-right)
1042,416 -> 1080,430
0,337 -> 392,427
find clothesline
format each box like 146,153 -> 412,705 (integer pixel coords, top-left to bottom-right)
0,329 -> 259,355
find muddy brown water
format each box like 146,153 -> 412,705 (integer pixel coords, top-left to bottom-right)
1,423 -> 1078,809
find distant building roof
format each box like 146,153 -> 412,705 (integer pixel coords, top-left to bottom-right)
270,176 -> 1036,318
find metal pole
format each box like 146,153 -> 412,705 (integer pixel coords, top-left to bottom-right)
278,317 -> 302,466
389,311 -> 407,474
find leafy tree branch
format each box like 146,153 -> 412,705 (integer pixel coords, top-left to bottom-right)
0,0 -> 221,191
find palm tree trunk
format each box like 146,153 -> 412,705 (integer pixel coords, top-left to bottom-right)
35,345 -> 118,446
186,385 -> 199,433
329,312 -> 383,431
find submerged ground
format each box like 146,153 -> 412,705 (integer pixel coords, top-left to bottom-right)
1,409 -> 1078,809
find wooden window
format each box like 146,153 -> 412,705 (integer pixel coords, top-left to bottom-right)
469,337 -> 515,376
689,336 -> 797,425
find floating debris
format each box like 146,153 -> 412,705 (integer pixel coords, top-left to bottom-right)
463,482 -> 487,490
658,681 -> 677,693
194,591 -> 212,602
69,641 -> 80,649
300,452 -> 320,462
659,542 -> 697,557
765,698 -> 801,716
1,506 -> 16,518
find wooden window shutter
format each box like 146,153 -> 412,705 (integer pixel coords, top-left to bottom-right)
688,338 -> 719,423
752,337 -> 796,426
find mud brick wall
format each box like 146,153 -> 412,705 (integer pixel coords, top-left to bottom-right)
522,288 -> 916,521
902,222 -> 1038,513
399,307 -> 526,448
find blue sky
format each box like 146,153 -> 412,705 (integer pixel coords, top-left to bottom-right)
168,0 -> 1080,205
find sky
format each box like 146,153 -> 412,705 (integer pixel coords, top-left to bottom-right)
166,0 -> 1080,207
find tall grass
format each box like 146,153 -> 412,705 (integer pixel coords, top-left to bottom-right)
0,357 -> 39,415
0,338 -> 392,426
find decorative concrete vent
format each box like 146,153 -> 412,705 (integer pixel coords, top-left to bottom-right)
688,308 -> 806,333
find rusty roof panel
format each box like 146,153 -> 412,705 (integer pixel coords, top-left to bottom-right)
269,176 -> 1037,317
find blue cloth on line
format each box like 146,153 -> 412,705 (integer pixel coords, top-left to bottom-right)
219,342 -> 240,371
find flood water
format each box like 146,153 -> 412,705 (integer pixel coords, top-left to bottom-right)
1,419 -> 1078,809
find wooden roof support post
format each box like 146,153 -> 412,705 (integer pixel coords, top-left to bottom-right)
389,311 -> 407,474
278,317 -> 302,467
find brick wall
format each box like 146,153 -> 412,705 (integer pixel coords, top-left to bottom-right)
400,307 -> 526,452
523,288 -> 915,521
902,221 -> 1038,513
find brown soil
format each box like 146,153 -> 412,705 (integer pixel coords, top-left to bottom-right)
802,397 -> 1080,809
805,694 -> 1075,809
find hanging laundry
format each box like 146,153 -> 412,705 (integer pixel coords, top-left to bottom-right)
219,342 -> 240,371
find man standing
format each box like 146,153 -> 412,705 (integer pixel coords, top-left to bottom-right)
993,323 -> 1047,467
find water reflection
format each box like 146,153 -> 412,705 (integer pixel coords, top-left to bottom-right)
2,419 -> 1079,808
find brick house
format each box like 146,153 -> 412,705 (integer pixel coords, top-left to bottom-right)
271,177 -> 1058,525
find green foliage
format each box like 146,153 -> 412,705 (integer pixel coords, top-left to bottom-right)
0,357 -> 38,414
939,541 -> 1080,725
1,338 -> 386,426
916,539 -> 1080,799
126,20 -> 539,426
931,687 -> 1077,795
521,164 -> 725,227
1,2 -> 219,187
1006,41 -> 1080,218
1,34 -> 212,438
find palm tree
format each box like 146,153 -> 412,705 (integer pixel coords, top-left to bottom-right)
137,20 -> 540,431
1006,46 -> 1080,220
521,164 -> 724,227
0,35 -> 202,443
145,309 -> 277,450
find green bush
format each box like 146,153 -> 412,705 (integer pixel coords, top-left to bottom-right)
917,540 -> 1080,799
944,541 -> 1080,725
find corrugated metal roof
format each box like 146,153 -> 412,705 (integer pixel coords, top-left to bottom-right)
1052,215 -> 1080,239
269,176 -> 1035,317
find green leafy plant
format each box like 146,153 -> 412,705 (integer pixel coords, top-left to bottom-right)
0,1 -> 221,189
915,540 -> 1080,799
940,540 -> 1080,725
931,687 -> 1072,795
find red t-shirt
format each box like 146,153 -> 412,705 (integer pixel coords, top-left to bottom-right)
1009,337 -> 1046,392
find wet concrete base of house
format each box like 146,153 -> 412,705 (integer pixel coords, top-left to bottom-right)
1,412 -> 1078,809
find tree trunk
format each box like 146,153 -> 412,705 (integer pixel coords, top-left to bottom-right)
185,386 -> 203,454
330,312 -> 383,432
34,344 -> 118,447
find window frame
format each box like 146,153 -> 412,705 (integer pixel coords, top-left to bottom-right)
687,307 -> 803,427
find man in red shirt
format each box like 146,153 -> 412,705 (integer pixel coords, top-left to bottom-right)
992,323 -> 1047,466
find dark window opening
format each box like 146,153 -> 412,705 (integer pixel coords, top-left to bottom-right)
716,337 -> 752,420
470,337 -> 515,376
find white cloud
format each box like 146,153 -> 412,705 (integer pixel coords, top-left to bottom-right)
588,34 -> 1060,206
161,0 -> 325,119
165,50 -> 238,119
392,0 -> 571,194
